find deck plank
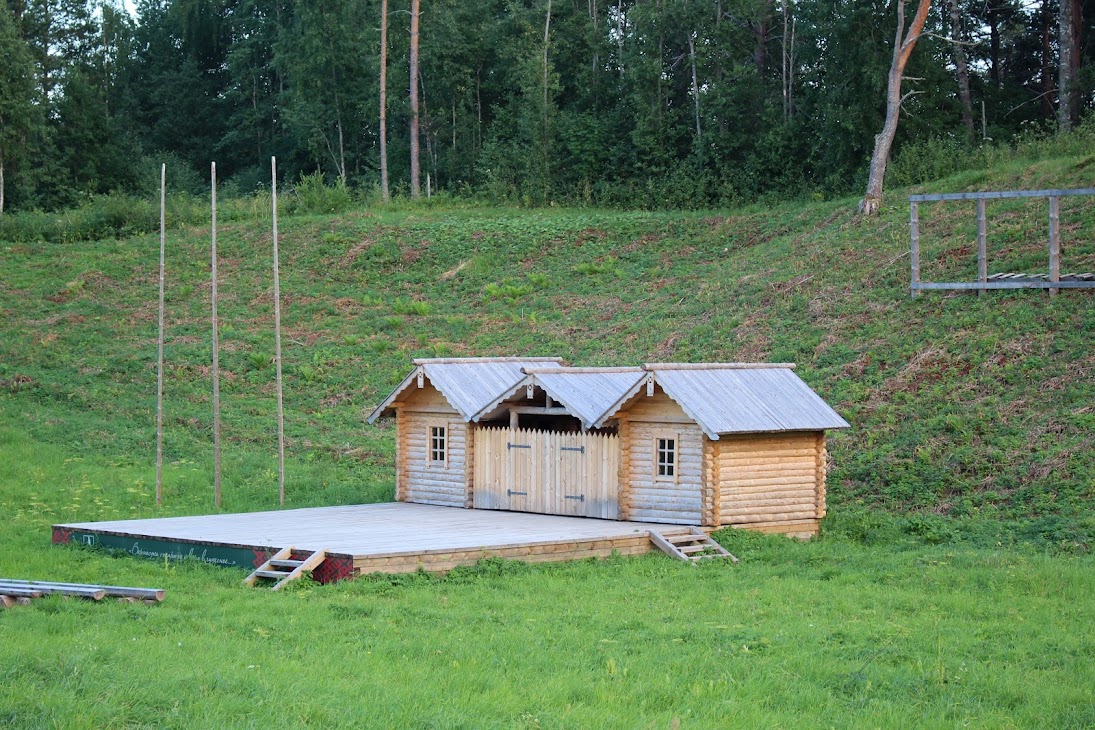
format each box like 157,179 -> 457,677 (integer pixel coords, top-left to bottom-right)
56,502 -> 684,560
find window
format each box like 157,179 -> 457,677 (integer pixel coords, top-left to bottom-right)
429,425 -> 447,465
656,437 -> 676,479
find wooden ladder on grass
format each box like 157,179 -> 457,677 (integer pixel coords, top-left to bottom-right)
649,529 -> 738,564
244,547 -> 327,590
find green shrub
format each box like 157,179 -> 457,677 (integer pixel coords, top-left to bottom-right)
392,299 -> 431,316
575,257 -> 618,276
293,171 -> 354,214
484,280 -> 533,302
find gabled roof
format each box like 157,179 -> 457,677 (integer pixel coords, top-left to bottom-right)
521,367 -> 646,429
366,357 -> 564,423
369,359 -> 849,438
611,363 -> 850,439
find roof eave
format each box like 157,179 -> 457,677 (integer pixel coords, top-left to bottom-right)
365,366 -> 422,424
470,376 -> 533,423
591,374 -> 650,429
648,374 -> 722,440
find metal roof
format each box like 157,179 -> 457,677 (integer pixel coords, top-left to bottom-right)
369,359 -> 849,438
367,358 -> 564,423
525,368 -> 646,429
639,364 -> 850,438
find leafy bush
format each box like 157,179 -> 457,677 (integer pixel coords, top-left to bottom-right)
484,281 -> 533,302
392,299 -> 431,316
293,171 -> 354,215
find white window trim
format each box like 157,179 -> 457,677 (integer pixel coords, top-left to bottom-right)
427,421 -> 448,469
653,432 -> 679,484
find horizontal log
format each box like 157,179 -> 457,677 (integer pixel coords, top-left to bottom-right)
719,448 -> 817,460
628,508 -> 702,523
0,584 -> 106,600
718,463 -> 816,476
723,500 -> 816,514
0,580 -> 164,601
722,484 -> 818,498
720,475 -> 817,489
403,497 -> 466,508
719,439 -> 817,449
628,498 -> 703,512
720,468 -> 817,480
725,510 -> 817,523
721,496 -> 817,510
723,519 -> 819,534
719,462 -> 815,474
406,482 -> 465,493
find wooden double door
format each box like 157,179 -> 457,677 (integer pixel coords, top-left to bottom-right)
473,427 -> 619,519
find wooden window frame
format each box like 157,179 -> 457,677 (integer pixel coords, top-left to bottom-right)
427,422 -> 448,469
653,433 -> 679,484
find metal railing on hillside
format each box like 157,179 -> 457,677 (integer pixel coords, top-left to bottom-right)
908,188 -> 1095,297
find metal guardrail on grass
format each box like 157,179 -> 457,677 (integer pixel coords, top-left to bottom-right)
908,188 -> 1095,298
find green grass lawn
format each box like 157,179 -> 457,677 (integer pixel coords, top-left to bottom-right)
1,151 -> 1093,726
1,431 -> 1092,728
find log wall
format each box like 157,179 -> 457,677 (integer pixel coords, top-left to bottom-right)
397,382 -> 470,508
715,431 -> 825,537
623,389 -> 704,525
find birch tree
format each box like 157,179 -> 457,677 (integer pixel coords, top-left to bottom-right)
859,0 -> 932,216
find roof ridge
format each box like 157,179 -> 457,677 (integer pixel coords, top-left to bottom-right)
524,366 -> 643,374
642,362 -> 796,370
412,357 -> 564,365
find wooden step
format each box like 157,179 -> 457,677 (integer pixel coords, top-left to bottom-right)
250,570 -> 290,580
665,533 -> 710,544
244,547 -> 328,590
648,530 -> 739,564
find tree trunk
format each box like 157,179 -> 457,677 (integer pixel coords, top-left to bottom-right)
754,4 -> 769,75
989,1 -> 1000,88
1041,0 -> 1054,119
688,33 -> 701,152
1058,0 -> 1072,131
1058,0 -> 1081,131
543,0 -> 551,121
409,0 -> 421,198
379,0 -> 389,202
859,0 -> 932,216
616,0 -> 624,78
589,0 -> 598,99
542,0 -> 553,197
948,0 -> 974,134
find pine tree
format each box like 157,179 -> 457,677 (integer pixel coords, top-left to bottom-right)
0,1 -> 39,214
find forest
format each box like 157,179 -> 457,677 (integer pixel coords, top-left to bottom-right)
0,0 -> 1092,213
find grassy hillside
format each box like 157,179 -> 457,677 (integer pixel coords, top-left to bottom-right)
1,152 -> 1093,727
1,152 -> 1092,527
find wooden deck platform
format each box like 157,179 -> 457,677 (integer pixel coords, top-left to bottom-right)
52,503 -> 695,580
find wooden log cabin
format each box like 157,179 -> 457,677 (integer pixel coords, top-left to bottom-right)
368,358 -> 849,537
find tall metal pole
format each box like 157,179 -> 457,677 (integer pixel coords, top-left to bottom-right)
156,163 -> 166,506
211,162 -> 222,508
272,156 -> 286,506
